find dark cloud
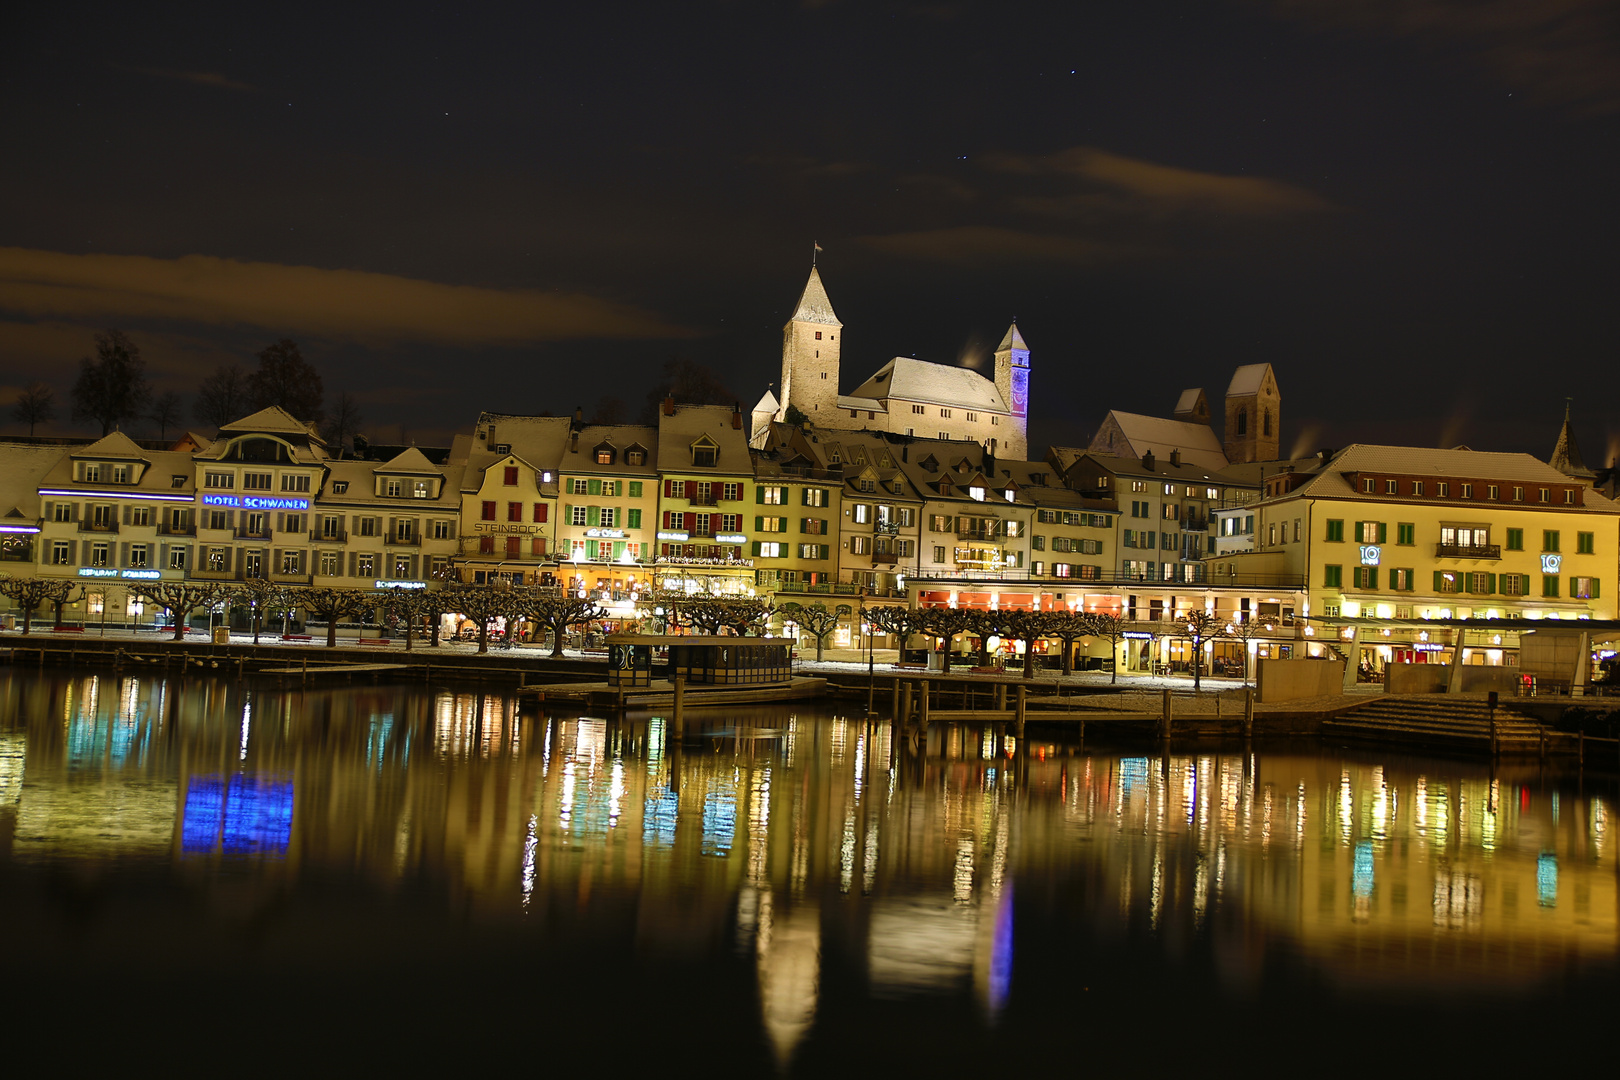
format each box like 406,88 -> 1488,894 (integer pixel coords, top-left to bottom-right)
118,65 -> 257,92
856,226 -> 1145,265
0,248 -> 693,346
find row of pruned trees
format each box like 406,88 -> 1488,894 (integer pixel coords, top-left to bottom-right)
862,605 -> 1265,689
0,576 -> 608,656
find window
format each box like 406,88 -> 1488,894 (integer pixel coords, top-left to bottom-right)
1385,480 -> 1397,494
1389,568 -> 1411,591
798,543 -> 829,560
1543,530 -> 1560,552
281,550 -> 302,574
243,472 -> 272,490
1412,481 -> 1423,496
1513,486 -> 1524,502
1578,531 -> 1595,554
1501,573 -> 1526,596
284,513 -> 304,534
172,475 -> 186,488
628,481 -> 643,498
1353,566 -> 1377,589
1362,478 -> 1375,493
600,508 -> 617,528
282,474 -> 311,492
1468,572 -> 1491,593
692,441 -> 718,468
386,479 -> 403,497
756,541 -> 784,558
1505,528 -> 1523,551
760,486 -> 785,505
911,404 -> 925,414
128,544 -> 148,568
851,536 -> 870,554
533,503 -> 548,523
394,555 -> 411,578
503,466 -> 519,485
205,471 -> 234,489
1437,482 -> 1448,497
1437,571 -> 1459,593
1539,487 -> 1550,503
129,507 -> 151,527
939,408 -> 951,418
393,518 -> 412,540
571,506 -> 588,526
245,513 -> 267,536
91,505 -> 113,528
1542,575 -> 1560,598
1397,523 -> 1415,545
1461,483 -> 1472,498
1163,484 -> 1175,496
332,481 -> 348,494
938,432 -> 948,440
571,478 -> 589,495
51,540 -> 70,565
81,464 -> 100,482
853,504 -> 871,524
480,501 -> 496,521
508,502 -> 523,522
357,518 -> 377,537
90,542 -> 109,567
965,412 -> 977,422
53,503 -> 72,522
627,450 -> 646,466
1573,577 -> 1598,600
356,553 -> 374,577
719,482 -> 740,501
319,550 -> 340,576
169,546 -> 188,570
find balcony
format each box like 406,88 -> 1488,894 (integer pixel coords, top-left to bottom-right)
236,529 -> 272,541
387,533 -> 421,546
871,551 -> 898,565
311,529 -> 348,543
1435,542 -> 1501,560
78,521 -> 119,534
956,528 -> 1002,541
157,523 -> 196,537
686,493 -> 720,507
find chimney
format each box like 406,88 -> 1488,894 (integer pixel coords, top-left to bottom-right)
1142,450 -> 1155,471
732,401 -> 742,430
573,405 -> 584,426
661,395 -> 675,416
1318,448 -> 1336,461
901,445 -> 908,462
1170,449 -> 1181,467
570,430 -> 579,453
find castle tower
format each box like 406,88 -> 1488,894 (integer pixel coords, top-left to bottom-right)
778,266 -> 842,419
1223,364 -> 1280,464
993,321 -> 1030,459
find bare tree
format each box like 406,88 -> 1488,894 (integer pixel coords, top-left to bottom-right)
865,605 -> 930,657
918,607 -> 972,674
0,576 -> 82,634
1082,612 -> 1129,685
1183,609 -> 1226,693
72,330 -> 150,435
150,390 -> 185,441
129,581 -> 231,641
248,339 -> 324,422
589,395 -> 627,426
323,391 -> 363,454
1047,609 -> 1092,676
1000,609 -> 1060,679
639,356 -> 734,423
781,601 -> 840,660
195,364 -> 248,428
1224,614 -> 1268,687
12,382 -> 55,436
380,588 -> 449,651
513,588 -> 606,658
302,587 -> 370,647
447,582 -> 524,654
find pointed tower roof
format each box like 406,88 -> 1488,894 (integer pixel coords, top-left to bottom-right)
995,321 -> 1028,351
752,389 -> 779,414
1550,402 -> 1596,479
786,266 -> 841,327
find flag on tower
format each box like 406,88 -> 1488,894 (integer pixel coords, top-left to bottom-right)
813,241 -> 823,265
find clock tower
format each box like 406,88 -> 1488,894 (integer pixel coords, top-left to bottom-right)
993,321 -> 1029,459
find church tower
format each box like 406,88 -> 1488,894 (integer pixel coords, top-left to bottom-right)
779,265 -> 842,420
993,321 -> 1030,460
1223,364 -> 1281,464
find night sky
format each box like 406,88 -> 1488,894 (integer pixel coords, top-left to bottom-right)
3,1 -> 1617,462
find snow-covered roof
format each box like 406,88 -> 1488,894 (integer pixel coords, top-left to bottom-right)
1090,410 -> 1228,472
847,357 -> 1008,413
995,322 -> 1028,352
1226,364 -> 1274,398
787,266 -> 841,327
1286,444 -> 1620,510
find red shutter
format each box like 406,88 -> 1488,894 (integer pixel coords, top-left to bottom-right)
534,503 -> 547,522
685,512 -> 695,531
664,479 -> 674,498
481,500 -> 496,520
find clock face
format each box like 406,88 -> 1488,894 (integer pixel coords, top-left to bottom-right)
1010,369 -> 1029,413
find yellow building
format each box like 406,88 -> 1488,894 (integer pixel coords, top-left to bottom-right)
555,424 -> 659,618
1213,444 -> 1620,671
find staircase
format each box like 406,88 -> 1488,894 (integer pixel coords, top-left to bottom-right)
1322,695 -> 1545,754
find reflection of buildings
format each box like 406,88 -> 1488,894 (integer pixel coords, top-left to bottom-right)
1,671 -> 1615,1065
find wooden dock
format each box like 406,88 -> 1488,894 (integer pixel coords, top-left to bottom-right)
257,662 -> 409,675
519,676 -> 827,710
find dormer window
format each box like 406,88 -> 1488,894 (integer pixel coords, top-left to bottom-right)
112,465 -> 130,484
387,480 -> 402,497
1004,489 -> 1015,503
414,480 -> 430,499
626,450 -> 645,466
969,486 -> 985,501
171,475 -> 186,488
691,436 -> 718,468
82,464 -> 100,482
860,479 -> 875,493
594,443 -> 616,466
332,481 -> 349,494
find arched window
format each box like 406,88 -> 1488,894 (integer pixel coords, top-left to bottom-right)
1236,408 -> 1248,436
1262,410 -> 1271,437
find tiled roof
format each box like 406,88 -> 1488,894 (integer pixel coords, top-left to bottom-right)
1226,363 -> 1273,397
1287,444 -> 1620,508
1092,410 -> 1228,472
787,266 -> 841,326
847,357 -> 1008,412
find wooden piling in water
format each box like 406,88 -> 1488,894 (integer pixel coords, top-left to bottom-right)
1015,684 -> 1026,738
919,679 -> 930,728
1160,689 -> 1172,740
1243,687 -> 1254,739
673,675 -> 686,739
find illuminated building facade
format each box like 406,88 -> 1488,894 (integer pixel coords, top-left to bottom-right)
655,401 -> 757,595
555,423 -> 659,615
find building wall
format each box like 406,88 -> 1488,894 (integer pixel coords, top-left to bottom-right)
781,319 -> 840,419
458,455 -> 554,585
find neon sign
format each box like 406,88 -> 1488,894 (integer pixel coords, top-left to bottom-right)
1541,554 -> 1562,573
1359,545 -> 1381,566
202,494 -> 310,511
77,568 -> 161,580
585,528 -> 625,538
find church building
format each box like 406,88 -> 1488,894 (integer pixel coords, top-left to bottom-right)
752,265 -> 1030,460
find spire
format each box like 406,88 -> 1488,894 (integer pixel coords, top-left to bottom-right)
787,265 -> 840,327
995,319 -> 1027,352
1550,399 -> 1596,479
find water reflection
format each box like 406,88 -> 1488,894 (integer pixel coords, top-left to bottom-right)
0,670 -> 1616,1069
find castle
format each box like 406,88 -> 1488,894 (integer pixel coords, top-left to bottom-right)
751,265 -> 1030,459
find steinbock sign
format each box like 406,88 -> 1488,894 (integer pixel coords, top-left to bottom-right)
202,494 -> 310,511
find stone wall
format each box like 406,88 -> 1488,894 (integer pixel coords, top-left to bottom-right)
1256,657 -> 1344,702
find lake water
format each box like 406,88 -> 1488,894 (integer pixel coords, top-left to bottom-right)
1,670 -> 1615,1074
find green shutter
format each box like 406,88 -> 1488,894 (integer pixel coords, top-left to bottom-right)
564,504 -> 572,524
586,539 -> 598,560
800,488 -> 809,506
1369,568 -> 1378,590
1377,522 -> 1387,544
613,541 -> 626,560
1485,573 -> 1496,594
756,487 -> 765,504
628,509 -> 641,529
752,542 -> 761,556
1434,570 -> 1444,591
629,482 -> 641,498
588,478 -> 601,496
1593,578 -> 1601,599
1459,572 -> 1470,594
587,506 -> 599,526
755,515 -> 764,531
778,516 -> 788,532
819,544 -> 829,560
1354,522 -> 1364,543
